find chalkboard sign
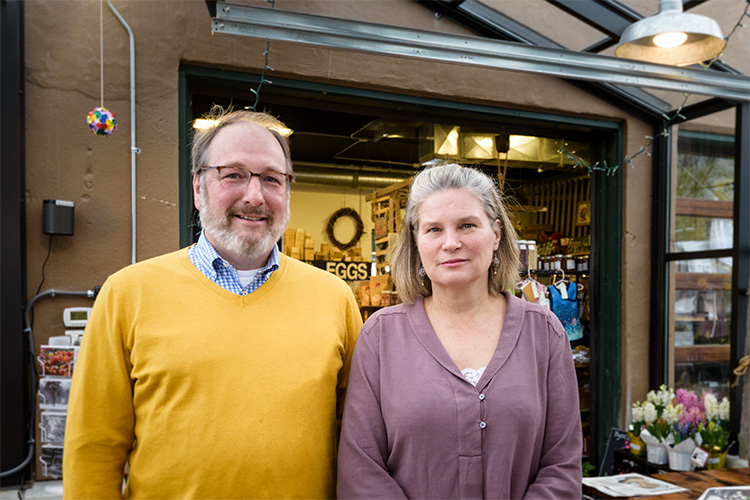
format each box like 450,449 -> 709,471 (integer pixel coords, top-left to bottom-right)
599,428 -> 629,476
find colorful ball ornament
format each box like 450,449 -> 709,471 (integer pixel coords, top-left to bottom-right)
86,106 -> 117,136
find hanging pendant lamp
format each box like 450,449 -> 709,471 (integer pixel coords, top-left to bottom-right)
615,0 -> 725,66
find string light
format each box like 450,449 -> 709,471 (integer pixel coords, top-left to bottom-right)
247,0 -> 276,112
561,2 -> 748,177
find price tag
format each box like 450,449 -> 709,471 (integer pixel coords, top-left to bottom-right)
538,292 -> 549,308
522,281 -> 539,302
690,446 -> 709,468
557,282 -> 569,300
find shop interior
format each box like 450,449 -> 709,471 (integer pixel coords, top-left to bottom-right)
185,85 -> 597,466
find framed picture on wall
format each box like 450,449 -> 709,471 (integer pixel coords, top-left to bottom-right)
576,201 -> 591,226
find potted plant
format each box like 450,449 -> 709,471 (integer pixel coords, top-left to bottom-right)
639,385 -> 675,464
628,402 -> 647,456
699,393 -> 731,469
666,389 -> 706,471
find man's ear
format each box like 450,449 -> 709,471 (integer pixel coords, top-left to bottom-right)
193,174 -> 201,211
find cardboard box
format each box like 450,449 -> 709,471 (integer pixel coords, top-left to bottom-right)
284,228 -> 295,246
290,247 -> 301,260
304,249 -> 315,261
304,237 -> 314,249
374,218 -> 388,239
295,228 -> 306,248
370,274 -> 392,306
359,280 -> 371,306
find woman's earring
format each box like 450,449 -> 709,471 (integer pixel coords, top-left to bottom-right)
492,256 -> 500,276
419,266 -> 426,286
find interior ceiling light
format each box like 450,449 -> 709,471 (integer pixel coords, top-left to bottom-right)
193,119 -> 217,130
192,119 -> 293,137
615,0 -> 725,66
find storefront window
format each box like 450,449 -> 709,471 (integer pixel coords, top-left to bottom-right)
668,127 -> 735,400
672,131 -> 734,253
669,259 -> 732,400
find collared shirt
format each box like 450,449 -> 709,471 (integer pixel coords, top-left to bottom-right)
188,231 -> 279,296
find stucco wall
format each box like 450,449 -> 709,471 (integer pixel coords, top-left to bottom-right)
24,0 -> 659,469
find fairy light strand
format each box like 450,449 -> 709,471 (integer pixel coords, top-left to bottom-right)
559,2 -> 748,176
247,0 -> 276,111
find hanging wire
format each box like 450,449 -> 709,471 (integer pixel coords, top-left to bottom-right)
248,42 -> 274,111
100,0 -> 104,108
34,235 -> 54,297
556,141 -> 618,177
246,0 -> 276,111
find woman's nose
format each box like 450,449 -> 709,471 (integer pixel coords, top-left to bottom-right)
442,231 -> 461,250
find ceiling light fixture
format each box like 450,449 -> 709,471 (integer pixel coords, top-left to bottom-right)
615,0 -> 725,66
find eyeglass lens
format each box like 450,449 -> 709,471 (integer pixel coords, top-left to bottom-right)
216,167 -> 289,194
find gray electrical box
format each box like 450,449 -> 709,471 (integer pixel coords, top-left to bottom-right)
43,199 -> 74,235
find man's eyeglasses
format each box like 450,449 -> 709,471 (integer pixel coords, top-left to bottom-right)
200,166 -> 294,195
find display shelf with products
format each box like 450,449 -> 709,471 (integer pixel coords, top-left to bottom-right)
367,179 -> 410,276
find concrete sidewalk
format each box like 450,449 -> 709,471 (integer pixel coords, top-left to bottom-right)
0,480 -> 62,500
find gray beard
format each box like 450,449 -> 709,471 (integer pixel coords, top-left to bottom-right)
199,198 -> 289,265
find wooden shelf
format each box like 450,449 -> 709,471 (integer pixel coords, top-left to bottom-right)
674,344 -> 730,364
675,272 -> 731,291
675,197 -> 733,219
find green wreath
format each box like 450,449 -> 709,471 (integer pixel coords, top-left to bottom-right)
326,208 -> 364,251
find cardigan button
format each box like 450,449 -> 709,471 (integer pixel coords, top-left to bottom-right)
478,394 -> 485,400
479,421 -> 487,429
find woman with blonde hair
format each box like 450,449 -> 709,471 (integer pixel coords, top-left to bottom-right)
338,163 -> 582,499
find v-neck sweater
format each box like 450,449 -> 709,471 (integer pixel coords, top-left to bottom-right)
337,292 -> 582,500
64,248 -> 362,499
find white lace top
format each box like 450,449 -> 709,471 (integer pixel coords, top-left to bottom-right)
461,366 -> 486,386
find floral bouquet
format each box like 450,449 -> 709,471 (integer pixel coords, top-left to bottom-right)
664,388 -> 705,471
630,386 -> 732,469
698,393 -> 731,469
638,385 -> 676,464
673,388 -> 706,445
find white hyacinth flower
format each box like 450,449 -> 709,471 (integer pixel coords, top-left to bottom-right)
662,403 -> 682,425
657,385 -> 675,407
631,402 -> 644,423
644,402 -> 658,424
718,397 -> 730,421
704,393 -> 719,421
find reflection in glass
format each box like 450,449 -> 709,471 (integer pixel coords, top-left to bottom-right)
673,130 -> 734,253
670,259 -> 732,400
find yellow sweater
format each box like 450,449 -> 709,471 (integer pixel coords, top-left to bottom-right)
63,249 -> 362,499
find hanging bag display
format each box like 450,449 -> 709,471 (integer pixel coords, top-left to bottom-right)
548,280 -> 583,341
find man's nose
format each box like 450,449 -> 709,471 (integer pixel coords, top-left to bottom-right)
241,175 -> 265,205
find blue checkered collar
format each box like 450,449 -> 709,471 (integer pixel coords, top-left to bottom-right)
189,231 -> 279,285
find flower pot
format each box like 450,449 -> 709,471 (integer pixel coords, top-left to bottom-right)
667,449 -> 695,471
646,443 -> 667,464
706,450 -> 727,470
627,431 -> 646,457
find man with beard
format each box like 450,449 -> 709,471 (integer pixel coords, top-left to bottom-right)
63,108 -> 362,499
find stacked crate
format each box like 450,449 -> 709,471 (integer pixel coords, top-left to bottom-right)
366,178 -> 411,275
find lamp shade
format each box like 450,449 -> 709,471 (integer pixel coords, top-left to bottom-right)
615,0 -> 725,66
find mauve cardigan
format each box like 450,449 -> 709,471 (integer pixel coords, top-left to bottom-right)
337,292 -> 583,500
